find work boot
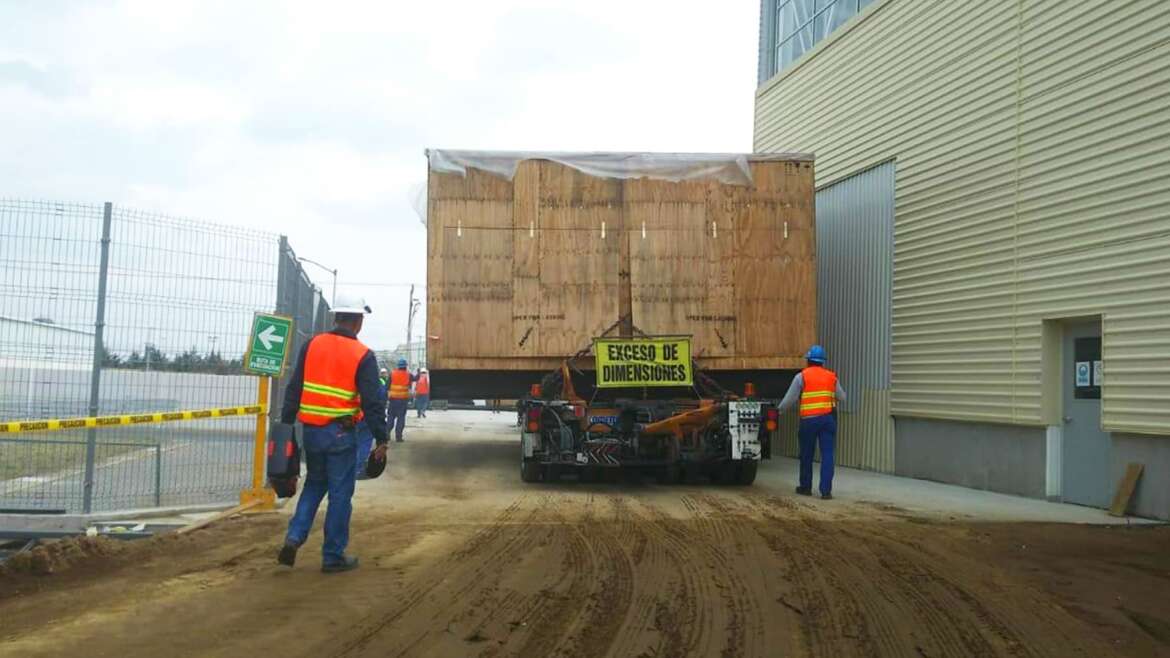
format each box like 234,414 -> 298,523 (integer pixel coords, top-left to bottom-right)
795,487 -> 812,496
322,556 -> 359,573
395,437 -> 404,443
821,493 -> 833,500
277,542 -> 299,567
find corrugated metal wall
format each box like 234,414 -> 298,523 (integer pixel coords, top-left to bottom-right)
775,163 -> 896,472
755,0 -> 1170,436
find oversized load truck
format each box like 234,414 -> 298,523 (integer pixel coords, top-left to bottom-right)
425,150 -> 816,484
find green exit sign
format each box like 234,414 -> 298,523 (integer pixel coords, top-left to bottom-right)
244,312 -> 294,377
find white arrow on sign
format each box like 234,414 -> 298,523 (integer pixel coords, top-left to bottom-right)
258,324 -> 285,351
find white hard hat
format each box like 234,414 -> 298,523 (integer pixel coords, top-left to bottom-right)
420,367 -> 428,373
332,292 -> 371,315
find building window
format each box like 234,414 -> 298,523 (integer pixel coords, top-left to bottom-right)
761,0 -> 872,82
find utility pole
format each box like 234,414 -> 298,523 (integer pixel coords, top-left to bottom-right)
405,285 -> 421,367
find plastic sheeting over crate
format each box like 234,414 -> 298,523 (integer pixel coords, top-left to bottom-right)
426,149 -> 814,186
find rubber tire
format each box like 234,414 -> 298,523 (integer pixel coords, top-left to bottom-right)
735,461 -> 758,486
709,462 -> 736,485
521,460 -> 542,483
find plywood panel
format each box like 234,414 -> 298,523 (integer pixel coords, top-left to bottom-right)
427,172 -> 514,362
733,161 -> 816,358
537,162 -> 623,355
628,176 -> 737,358
512,161 -> 541,357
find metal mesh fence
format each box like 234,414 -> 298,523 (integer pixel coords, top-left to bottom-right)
0,199 -> 328,513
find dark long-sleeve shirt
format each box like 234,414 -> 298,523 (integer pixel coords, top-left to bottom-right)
280,328 -> 390,445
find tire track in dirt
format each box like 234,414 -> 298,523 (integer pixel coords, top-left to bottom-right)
330,495 -> 543,657
544,495 -> 638,658
747,495 -> 913,657
688,493 -> 770,658
628,492 -> 769,658
827,519 -> 1113,658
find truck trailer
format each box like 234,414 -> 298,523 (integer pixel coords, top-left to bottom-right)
424,150 -> 816,484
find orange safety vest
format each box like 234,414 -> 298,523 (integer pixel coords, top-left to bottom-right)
296,333 -> 369,426
389,368 -> 411,400
416,373 -> 430,396
799,366 -> 838,418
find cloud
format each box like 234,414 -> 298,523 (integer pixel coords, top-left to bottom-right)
0,0 -> 760,351
0,60 -> 81,99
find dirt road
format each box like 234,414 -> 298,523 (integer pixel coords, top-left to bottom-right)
2,411 -> 1169,657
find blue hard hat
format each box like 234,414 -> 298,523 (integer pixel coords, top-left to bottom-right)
397,358 -> 408,368
805,345 -> 827,364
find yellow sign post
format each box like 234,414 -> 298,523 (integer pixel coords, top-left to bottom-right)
594,336 -> 693,388
239,375 -> 277,510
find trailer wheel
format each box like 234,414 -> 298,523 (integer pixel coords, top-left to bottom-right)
521,460 -> 542,483
735,461 -> 758,486
709,462 -> 736,485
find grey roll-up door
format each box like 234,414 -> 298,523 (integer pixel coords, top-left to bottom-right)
814,161 -> 895,471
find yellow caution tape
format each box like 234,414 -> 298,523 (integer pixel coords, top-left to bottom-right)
0,404 -> 267,434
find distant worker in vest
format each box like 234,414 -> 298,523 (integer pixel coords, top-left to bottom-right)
387,358 -> 417,442
277,294 -> 389,573
777,345 -> 847,500
377,366 -> 390,424
414,368 -> 430,418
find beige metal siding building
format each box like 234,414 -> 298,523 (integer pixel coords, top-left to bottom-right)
755,0 -> 1170,518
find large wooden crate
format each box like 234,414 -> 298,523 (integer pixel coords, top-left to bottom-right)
426,153 -> 816,373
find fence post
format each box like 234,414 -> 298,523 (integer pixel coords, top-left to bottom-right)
82,202 -> 113,514
154,444 -> 162,507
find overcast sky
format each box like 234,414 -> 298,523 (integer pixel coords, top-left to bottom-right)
0,0 -> 759,350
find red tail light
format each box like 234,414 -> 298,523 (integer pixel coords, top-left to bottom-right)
267,441 -> 275,456
765,406 -> 779,431
286,441 -> 295,457
526,407 -> 542,432
766,408 -> 779,421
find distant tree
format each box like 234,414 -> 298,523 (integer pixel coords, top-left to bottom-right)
99,343 -> 122,368
142,344 -> 168,370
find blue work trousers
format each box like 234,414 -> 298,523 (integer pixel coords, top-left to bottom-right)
354,421 -> 373,473
798,414 -> 837,496
388,399 -> 409,439
286,421 -> 357,566
415,395 -> 429,417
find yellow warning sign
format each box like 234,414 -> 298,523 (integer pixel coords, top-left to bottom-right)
594,336 -> 693,388
0,404 -> 267,434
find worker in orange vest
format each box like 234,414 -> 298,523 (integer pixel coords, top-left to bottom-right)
414,368 -> 430,418
777,345 -> 847,500
277,294 -> 387,572
387,358 -> 417,441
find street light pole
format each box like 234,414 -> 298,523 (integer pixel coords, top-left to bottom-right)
405,285 -> 421,367
297,257 -> 338,307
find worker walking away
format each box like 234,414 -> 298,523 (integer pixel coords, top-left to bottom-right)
378,366 -> 390,422
415,368 -> 430,418
388,358 -> 416,442
354,366 -> 390,477
277,294 -> 388,573
777,345 -> 846,500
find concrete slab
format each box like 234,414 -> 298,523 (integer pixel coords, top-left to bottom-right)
760,457 -> 1163,525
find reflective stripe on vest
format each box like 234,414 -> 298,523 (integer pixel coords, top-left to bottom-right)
389,368 -> 411,399
799,366 -> 838,418
296,333 -> 370,426
416,374 -> 430,396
